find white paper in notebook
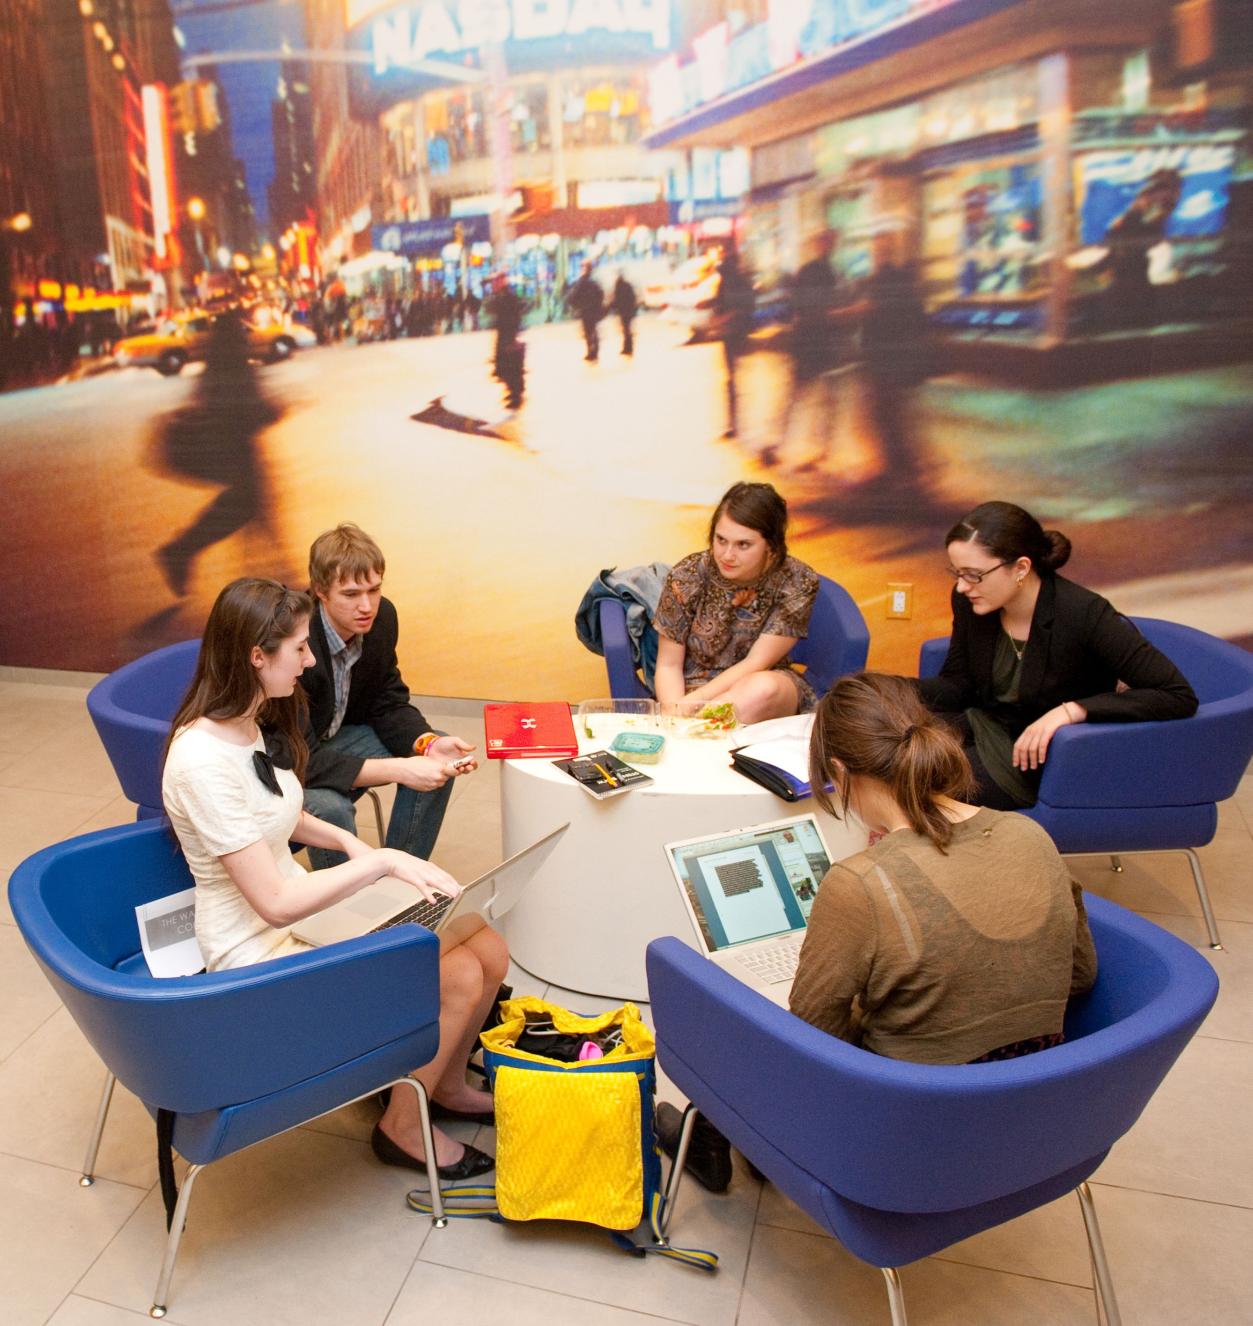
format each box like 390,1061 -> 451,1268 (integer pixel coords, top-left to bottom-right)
732,714 -> 815,781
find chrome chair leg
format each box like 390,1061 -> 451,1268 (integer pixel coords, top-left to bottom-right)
881,1267 -> 908,1326
1066,849 -> 1223,950
398,1077 -> 446,1227
363,788 -> 386,845
658,1104 -> 698,1238
1076,1183 -> 1122,1326
1183,848 -> 1223,950
1088,1245 -> 1108,1326
145,1076 -> 449,1316
1109,856 -> 1123,873
81,1071 -> 116,1186
149,1161 -> 204,1317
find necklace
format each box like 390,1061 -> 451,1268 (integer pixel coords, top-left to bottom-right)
1004,628 -> 1026,662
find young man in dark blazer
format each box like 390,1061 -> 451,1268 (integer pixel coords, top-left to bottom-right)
299,523 -> 476,868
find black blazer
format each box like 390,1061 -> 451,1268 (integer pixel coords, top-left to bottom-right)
918,574 -> 1197,733
299,596 -> 431,795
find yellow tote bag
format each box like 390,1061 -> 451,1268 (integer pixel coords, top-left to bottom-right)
408,996 -> 717,1269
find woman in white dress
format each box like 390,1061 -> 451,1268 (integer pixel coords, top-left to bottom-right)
162,577 -> 505,1180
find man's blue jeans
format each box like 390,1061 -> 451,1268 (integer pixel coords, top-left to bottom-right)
303,724 -> 453,868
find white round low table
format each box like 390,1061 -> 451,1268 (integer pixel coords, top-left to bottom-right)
498,733 -> 867,1001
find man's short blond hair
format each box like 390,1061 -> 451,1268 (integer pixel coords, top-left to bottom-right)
308,523 -> 386,594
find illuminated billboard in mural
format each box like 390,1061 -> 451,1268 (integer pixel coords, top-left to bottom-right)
345,0 -> 674,114
649,0 -> 971,127
1077,142 -> 1236,244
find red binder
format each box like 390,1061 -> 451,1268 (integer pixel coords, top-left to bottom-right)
484,702 -> 579,759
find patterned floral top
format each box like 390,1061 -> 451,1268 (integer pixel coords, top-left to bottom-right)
654,550 -> 820,709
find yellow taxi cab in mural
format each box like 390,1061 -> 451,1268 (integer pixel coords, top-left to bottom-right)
113,308 -> 316,376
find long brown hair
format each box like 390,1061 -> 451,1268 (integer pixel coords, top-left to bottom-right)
808,672 -> 975,851
165,578 -> 313,781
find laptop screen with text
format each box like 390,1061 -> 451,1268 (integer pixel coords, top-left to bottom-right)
665,816 -> 832,954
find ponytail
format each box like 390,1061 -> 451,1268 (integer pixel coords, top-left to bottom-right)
946,501 -> 1071,576
809,673 -> 974,851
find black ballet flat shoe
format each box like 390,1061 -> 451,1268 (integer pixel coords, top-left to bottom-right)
371,1123 -> 496,1180
429,1099 -> 496,1127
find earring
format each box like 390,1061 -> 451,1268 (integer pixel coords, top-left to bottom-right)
1016,575 -> 1025,585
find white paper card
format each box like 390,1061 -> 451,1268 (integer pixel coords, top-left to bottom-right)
735,714 -> 815,780
136,888 -> 205,978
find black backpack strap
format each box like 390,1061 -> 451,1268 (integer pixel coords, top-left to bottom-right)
156,1108 -> 179,1230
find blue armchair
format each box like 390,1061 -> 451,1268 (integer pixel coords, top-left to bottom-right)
646,894 -> 1218,1326
919,618 -> 1253,949
87,639 -> 385,840
87,639 -> 200,819
9,820 -> 449,1317
600,573 -> 870,700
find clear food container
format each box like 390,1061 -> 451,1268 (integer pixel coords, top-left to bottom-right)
575,698 -> 659,744
658,700 -> 739,740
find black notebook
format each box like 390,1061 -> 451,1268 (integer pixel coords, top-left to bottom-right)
552,750 -> 653,799
729,748 -> 811,802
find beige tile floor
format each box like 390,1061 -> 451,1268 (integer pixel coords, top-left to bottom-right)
0,675 -> 1249,1326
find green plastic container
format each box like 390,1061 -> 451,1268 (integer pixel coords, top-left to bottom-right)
609,731 -> 666,764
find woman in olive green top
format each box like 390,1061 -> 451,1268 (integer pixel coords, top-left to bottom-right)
792,672 -> 1096,1065
656,670 -> 1099,1195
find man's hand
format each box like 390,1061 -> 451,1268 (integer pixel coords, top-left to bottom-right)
429,734 -> 477,775
392,755 -> 452,791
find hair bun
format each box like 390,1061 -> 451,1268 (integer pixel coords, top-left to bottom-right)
1042,529 -> 1072,571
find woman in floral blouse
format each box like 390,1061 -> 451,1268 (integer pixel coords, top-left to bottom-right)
653,482 -> 819,724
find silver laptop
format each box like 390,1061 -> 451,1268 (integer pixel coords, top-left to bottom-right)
663,814 -> 833,1006
293,823 -> 568,950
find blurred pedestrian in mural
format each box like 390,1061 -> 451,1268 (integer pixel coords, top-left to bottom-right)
570,266 -> 605,363
325,281 -> 348,342
712,246 -> 755,439
1104,168 -> 1182,329
773,230 -> 846,467
860,223 -> 933,502
151,310 -> 282,597
487,275 -> 526,410
611,271 -> 638,357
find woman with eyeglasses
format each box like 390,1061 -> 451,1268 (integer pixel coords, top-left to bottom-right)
918,501 -> 1196,809
162,578 -> 505,1181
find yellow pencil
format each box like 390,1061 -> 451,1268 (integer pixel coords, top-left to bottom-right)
591,760 -> 618,787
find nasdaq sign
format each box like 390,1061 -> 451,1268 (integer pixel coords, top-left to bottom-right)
356,0 -> 672,77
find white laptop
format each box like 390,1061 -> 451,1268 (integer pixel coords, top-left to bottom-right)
293,823 -> 568,951
662,814 -> 833,1006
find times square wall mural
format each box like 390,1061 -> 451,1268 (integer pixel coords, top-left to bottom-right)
1,0 -> 1250,701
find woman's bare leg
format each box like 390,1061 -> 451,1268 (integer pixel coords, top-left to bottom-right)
434,926 -> 510,1107
378,940 -> 494,1166
723,671 -> 801,725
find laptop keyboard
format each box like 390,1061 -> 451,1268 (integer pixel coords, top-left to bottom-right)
734,936 -> 805,984
373,894 -> 454,933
